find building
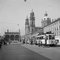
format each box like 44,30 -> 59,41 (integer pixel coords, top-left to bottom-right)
30,10 -> 35,34
25,10 -> 43,35
25,16 -> 30,35
25,10 -> 43,43
35,27 -> 43,34
41,12 -> 51,27
43,18 -> 60,36
4,29 -> 21,42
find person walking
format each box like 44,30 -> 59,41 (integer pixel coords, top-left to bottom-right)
0,40 -> 2,48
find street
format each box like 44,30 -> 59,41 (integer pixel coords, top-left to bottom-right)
0,44 -> 50,60
22,44 -> 60,60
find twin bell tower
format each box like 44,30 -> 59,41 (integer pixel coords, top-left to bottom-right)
25,10 -> 35,35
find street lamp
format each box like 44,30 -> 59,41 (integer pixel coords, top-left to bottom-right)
17,24 -> 21,42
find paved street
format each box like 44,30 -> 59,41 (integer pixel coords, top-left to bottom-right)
22,44 -> 60,60
0,44 -> 50,60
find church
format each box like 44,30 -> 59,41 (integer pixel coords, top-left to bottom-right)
25,10 -> 43,35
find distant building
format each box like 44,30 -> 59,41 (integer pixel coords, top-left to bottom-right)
25,10 -> 43,35
41,12 -> 51,27
35,27 -> 43,34
43,18 -> 60,36
30,10 -> 35,34
25,10 -> 43,42
25,17 -> 30,35
4,29 -> 21,42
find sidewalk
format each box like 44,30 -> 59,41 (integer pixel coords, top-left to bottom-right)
22,44 -> 60,60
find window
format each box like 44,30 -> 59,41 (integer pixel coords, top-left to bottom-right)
37,36 -> 44,39
59,21 -> 60,23
59,25 -> 60,29
49,35 -> 55,39
55,28 -> 56,31
54,32 -> 56,35
57,27 -> 58,31
49,35 -> 51,39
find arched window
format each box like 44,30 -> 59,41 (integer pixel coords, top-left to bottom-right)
5,35 -> 10,41
10,35 -> 14,40
15,35 -> 19,40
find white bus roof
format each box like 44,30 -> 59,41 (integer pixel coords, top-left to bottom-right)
36,35 -> 45,37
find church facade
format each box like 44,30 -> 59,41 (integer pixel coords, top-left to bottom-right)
25,10 -> 43,36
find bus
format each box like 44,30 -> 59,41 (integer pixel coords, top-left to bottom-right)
45,33 -> 56,46
35,33 -> 59,46
35,34 -> 46,46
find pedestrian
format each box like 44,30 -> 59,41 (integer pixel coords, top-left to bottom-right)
0,41 -> 2,48
41,41 -> 42,46
38,41 -> 41,47
4,41 -> 7,45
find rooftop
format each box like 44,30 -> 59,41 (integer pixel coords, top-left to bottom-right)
43,18 -> 60,28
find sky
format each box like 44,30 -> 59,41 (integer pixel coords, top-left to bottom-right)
0,0 -> 60,35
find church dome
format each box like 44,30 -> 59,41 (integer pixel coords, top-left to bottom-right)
44,12 -> 48,16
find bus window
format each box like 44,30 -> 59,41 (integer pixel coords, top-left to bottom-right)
49,35 -> 55,39
39,37 -> 41,39
52,36 -> 55,39
37,37 -> 40,39
41,36 -> 43,39
49,35 -> 52,39
36,35 -> 45,40
40,36 -> 45,39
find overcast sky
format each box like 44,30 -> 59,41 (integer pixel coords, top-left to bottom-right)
0,0 -> 60,35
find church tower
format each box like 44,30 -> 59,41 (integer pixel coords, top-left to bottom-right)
25,16 -> 30,35
41,12 -> 51,27
30,10 -> 35,34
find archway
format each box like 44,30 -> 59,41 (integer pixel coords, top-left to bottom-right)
5,35 -> 10,41
15,35 -> 19,41
10,35 -> 14,40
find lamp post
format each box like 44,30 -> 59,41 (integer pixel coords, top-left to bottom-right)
17,24 -> 21,42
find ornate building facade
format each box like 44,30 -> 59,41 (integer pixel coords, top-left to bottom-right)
41,12 -> 51,27
25,17 -> 30,35
25,10 -> 60,41
30,10 -> 35,34
25,10 -> 43,35
43,18 -> 60,36
4,29 -> 21,42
